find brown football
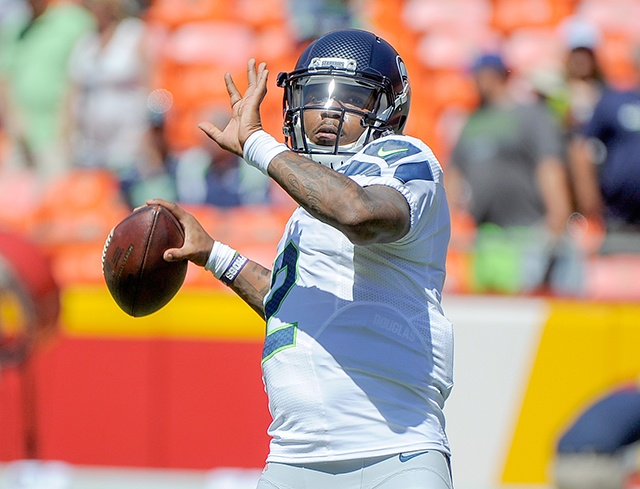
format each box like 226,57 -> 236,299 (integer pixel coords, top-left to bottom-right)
102,205 -> 187,317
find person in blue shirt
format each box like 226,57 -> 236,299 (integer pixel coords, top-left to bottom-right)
569,45 -> 640,252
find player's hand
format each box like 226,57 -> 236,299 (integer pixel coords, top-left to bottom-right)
198,58 -> 268,157
145,199 -> 214,267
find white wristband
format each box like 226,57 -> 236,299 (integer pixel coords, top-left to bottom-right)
242,130 -> 288,175
205,241 -> 237,279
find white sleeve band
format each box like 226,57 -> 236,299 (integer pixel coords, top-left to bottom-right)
242,130 -> 289,175
205,241 -> 238,279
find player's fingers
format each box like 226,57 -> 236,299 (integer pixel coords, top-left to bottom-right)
256,66 -> 269,103
146,198 -> 182,216
224,72 -> 242,108
256,61 -> 267,78
247,58 -> 257,87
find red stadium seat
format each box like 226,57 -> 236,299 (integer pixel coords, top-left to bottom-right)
0,169 -> 41,236
585,255 -> 640,301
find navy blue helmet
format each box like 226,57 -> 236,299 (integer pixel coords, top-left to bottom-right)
277,29 -> 411,168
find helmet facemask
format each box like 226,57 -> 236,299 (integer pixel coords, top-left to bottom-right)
278,68 -> 398,169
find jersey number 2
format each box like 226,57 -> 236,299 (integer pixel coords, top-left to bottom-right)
262,241 -> 299,363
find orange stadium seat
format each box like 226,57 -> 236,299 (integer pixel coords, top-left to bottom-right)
579,0 -> 640,40
160,21 -> 255,68
502,27 -> 565,75
401,0 -> 493,34
491,0 -> 576,34
444,250 -> 473,294
175,204 -> 289,287
363,0 -> 419,64
416,32 -> 475,71
153,21 -> 256,151
426,70 -> 479,112
596,33 -> 638,89
48,241 -> 107,286
233,0 -> 288,30
253,25 -> 298,68
146,0 -> 237,29
31,169 -> 130,248
222,205 -> 290,248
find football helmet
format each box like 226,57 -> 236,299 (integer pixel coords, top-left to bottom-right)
277,29 -> 411,169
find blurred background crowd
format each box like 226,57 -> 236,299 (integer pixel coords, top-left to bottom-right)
0,0 -> 639,299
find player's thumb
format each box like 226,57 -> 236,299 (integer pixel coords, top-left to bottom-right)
198,122 -> 220,141
163,248 -> 184,262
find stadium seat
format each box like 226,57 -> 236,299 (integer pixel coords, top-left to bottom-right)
595,33 -> 638,89
502,27 -> 565,75
145,0 -> 237,29
48,241 -> 107,286
579,0 -> 640,39
444,250 -> 473,294
585,255 -> 640,301
222,205 -> 290,248
160,21 -> 255,68
31,169 -> 130,247
402,0 -> 492,34
0,169 -> 41,236
152,21 -> 256,151
424,70 -> 479,111
491,0 -> 576,34
233,0 -> 287,30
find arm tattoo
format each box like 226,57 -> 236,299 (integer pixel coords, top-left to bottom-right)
270,151 -> 410,243
276,152 -> 355,220
228,261 -> 271,319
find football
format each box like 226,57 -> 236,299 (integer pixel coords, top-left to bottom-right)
102,205 -> 187,317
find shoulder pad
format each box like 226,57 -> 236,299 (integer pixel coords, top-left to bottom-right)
363,138 -> 421,163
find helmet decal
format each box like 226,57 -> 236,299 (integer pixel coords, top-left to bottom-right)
308,57 -> 357,73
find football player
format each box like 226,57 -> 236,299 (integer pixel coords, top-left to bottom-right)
150,29 -> 454,489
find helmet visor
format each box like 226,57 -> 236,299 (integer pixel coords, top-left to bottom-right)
291,76 -> 390,113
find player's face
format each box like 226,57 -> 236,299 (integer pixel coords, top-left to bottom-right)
300,79 -> 378,146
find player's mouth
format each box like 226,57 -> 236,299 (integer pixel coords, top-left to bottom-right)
314,124 -> 340,144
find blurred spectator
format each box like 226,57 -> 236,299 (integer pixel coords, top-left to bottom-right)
0,0 -> 29,27
171,107 -> 271,208
446,53 -> 582,295
537,45 -> 606,142
569,44 -> 640,253
560,45 -> 606,135
65,0 -> 174,207
0,0 -> 94,183
555,15 -> 606,136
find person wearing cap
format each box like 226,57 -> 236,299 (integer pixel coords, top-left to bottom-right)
446,53 -> 581,295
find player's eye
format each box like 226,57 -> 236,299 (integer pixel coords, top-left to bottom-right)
339,87 -> 377,111
345,94 -> 367,108
303,86 -> 326,106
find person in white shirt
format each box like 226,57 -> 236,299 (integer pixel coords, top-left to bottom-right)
148,28 -> 454,489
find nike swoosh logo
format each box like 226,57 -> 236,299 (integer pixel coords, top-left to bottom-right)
398,450 -> 429,463
377,147 -> 409,158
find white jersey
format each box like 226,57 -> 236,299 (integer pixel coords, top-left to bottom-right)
261,135 -> 454,463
